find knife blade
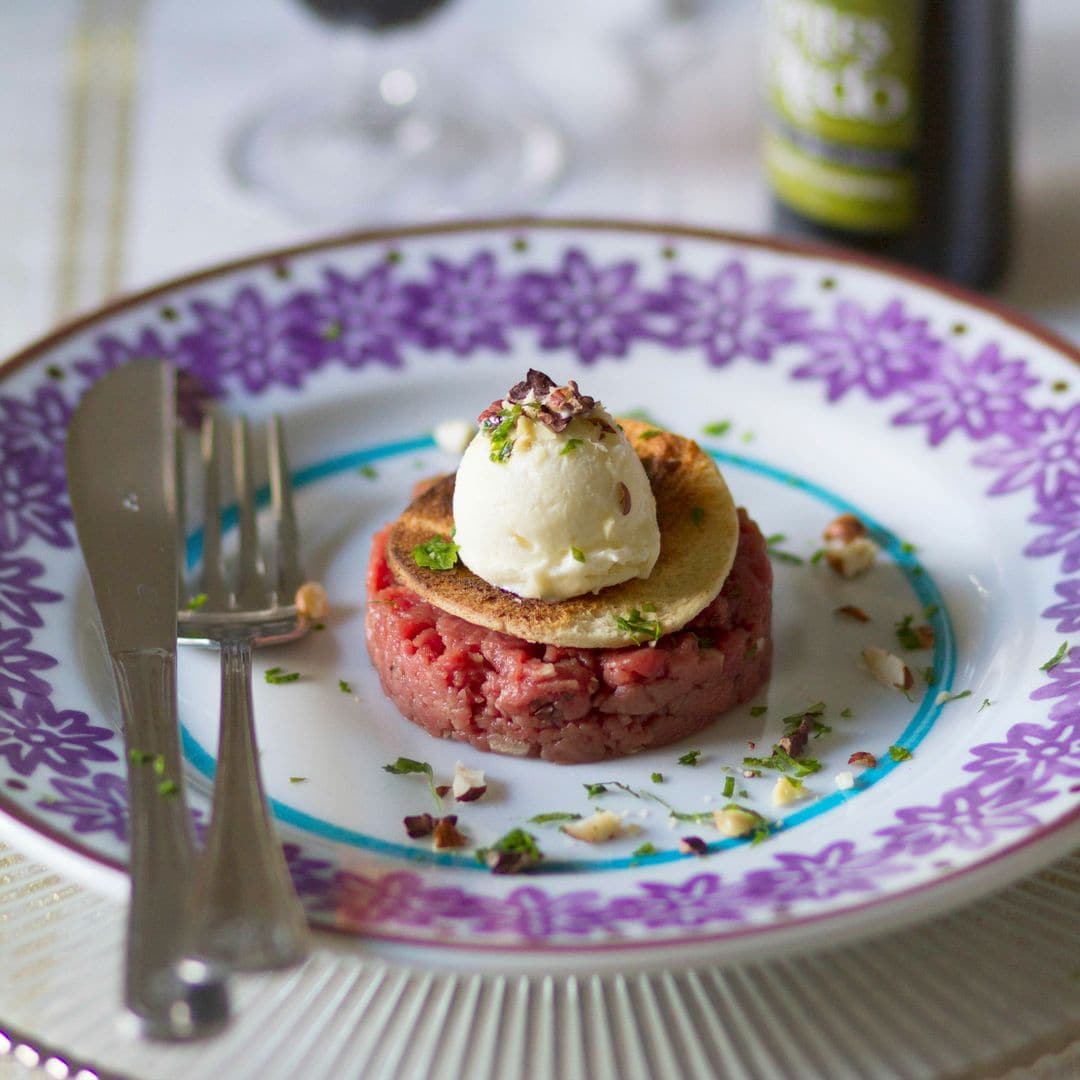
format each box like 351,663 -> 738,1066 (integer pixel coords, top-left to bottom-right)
66,359 -> 228,1040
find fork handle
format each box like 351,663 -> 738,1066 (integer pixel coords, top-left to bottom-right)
113,649 -> 229,1039
189,638 -> 309,970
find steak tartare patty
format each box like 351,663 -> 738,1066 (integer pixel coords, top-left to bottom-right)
365,509 -> 772,765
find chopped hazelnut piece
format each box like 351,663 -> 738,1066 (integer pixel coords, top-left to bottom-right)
823,513 -> 868,543
433,815 -> 467,849
679,836 -> 708,856
862,646 -> 914,691
848,751 -> 878,769
835,772 -> 856,791
713,806 -> 762,837
835,604 -> 871,623
772,775 -> 808,806
824,536 -> 879,578
295,580 -> 330,620
485,850 -> 537,874
403,813 -> 437,838
778,715 -> 815,758
562,809 -> 625,843
452,761 -> 487,802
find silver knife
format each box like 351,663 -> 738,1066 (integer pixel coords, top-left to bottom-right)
66,360 -> 229,1040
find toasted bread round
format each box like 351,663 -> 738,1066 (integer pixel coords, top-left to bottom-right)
386,419 -> 739,648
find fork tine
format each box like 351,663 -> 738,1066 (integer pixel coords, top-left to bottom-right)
232,416 -> 267,609
200,414 -> 228,606
268,415 -> 302,601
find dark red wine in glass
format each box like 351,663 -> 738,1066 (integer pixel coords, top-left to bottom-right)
300,0 -> 448,31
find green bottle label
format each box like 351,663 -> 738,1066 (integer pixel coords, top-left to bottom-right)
764,0 -> 923,234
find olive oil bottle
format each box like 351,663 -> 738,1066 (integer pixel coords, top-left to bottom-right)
763,0 -> 1014,289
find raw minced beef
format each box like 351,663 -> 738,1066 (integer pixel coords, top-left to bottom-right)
365,509 -> 772,765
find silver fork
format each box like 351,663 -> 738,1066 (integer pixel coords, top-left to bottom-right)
178,412 -> 310,971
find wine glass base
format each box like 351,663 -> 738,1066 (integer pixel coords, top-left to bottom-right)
229,70 -> 568,224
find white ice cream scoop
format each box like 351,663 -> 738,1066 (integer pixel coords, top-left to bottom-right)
453,377 -> 661,601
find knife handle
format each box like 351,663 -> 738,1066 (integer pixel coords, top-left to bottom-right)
113,648 -> 229,1040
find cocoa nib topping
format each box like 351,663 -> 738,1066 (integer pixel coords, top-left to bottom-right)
481,369 -> 598,434
617,482 -> 632,515
507,368 -> 556,403
679,836 -> 709,856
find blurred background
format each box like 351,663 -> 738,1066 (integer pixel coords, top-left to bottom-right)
2,0 -> 1079,360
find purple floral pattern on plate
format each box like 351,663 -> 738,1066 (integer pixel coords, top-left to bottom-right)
0,225 -> 1076,946
0,694 -> 116,778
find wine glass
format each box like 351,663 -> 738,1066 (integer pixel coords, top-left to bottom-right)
229,0 -> 568,224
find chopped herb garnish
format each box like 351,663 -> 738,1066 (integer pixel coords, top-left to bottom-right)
631,842 -> 657,859
677,749 -> 702,766
702,420 -> 731,437
615,608 -> 662,645
936,688 -> 973,705
313,622 -> 325,631
840,707 -> 854,719
46,364 -> 65,380
979,697 -> 992,712
1040,641 -> 1069,672
640,428 -> 664,440
383,757 -> 441,808
265,667 -> 300,684
128,748 -> 154,765
895,614 -> 933,650
923,667 -> 938,685
810,548 -> 825,565
289,776 -> 308,784
560,437 -> 583,456
475,828 -> 543,873
528,811 -> 582,824
743,746 -> 822,778
650,772 -> 663,784
321,321 -> 342,340
583,779 -> 711,823
690,506 -> 705,527
693,633 -> 714,649
888,744 -> 913,762
358,464 -> 377,479
722,776 -> 735,798
339,679 -> 353,694
186,592 -> 208,610
900,541 -> 917,554
152,754 -> 166,776
751,827 -> 771,846
765,533 -> 804,565
413,534 -> 460,571
157,779 -> 179,797
923,603 -> 939,619
570,546 -> 586,563
750,705 -> 768,718
487,404 -> 523,463
741,431 -> 755,443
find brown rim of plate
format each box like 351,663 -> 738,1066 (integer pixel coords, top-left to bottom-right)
385,419 -> 740,649
4,217 -> 1080,384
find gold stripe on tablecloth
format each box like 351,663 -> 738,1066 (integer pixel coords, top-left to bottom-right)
54,0 -> 143,322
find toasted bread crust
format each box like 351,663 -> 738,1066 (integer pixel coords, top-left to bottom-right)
386,419 -> 739,648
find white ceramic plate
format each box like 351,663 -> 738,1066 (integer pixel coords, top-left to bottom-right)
2,220 -> 1078,973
